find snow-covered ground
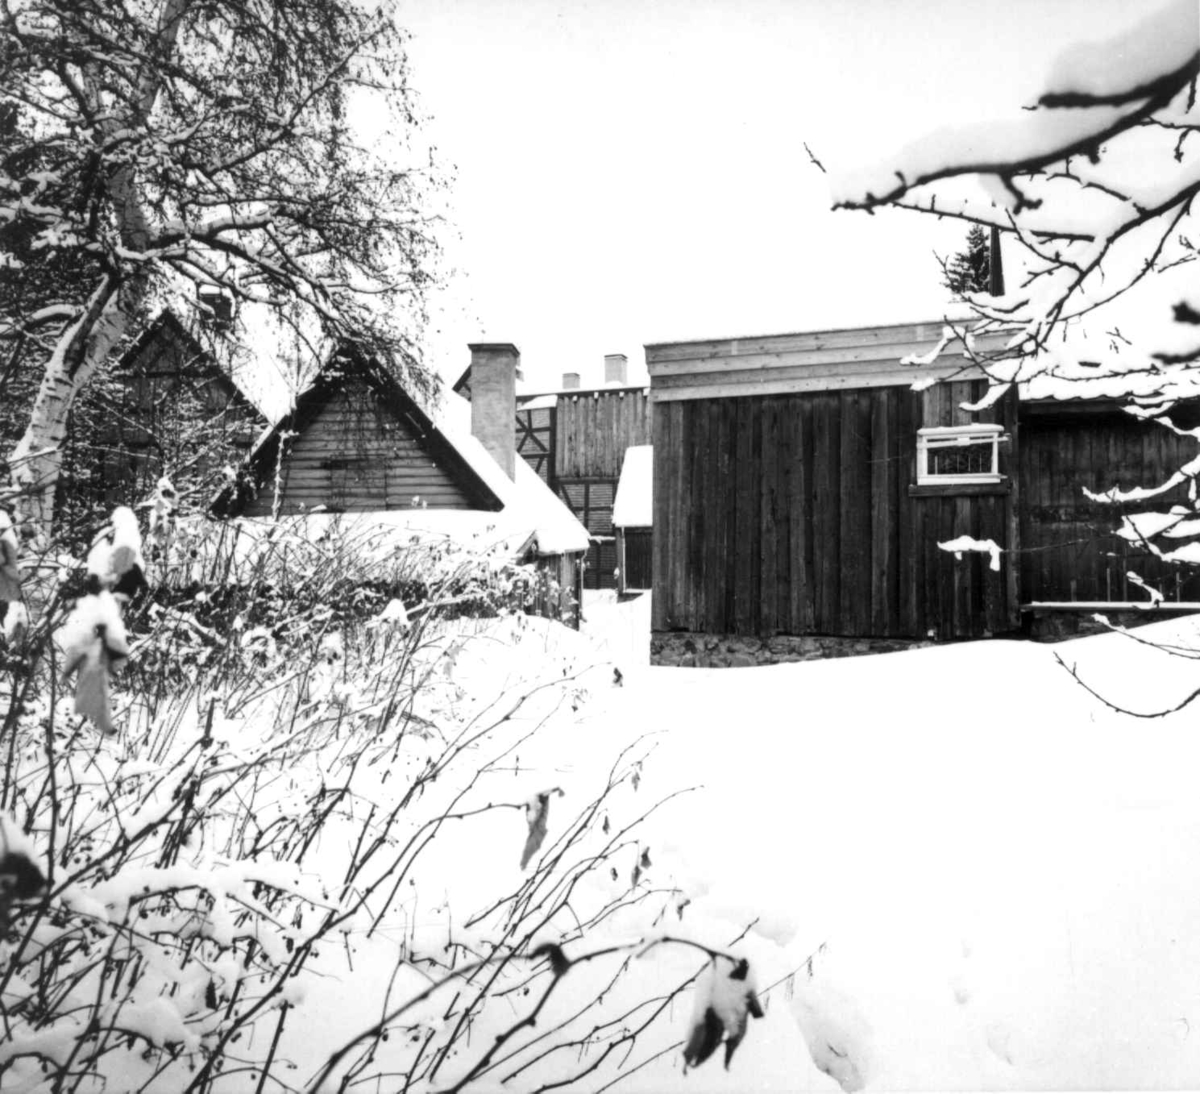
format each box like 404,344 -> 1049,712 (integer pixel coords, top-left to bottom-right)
21,587 -> 1200,1092
522,593 -> 1200,1090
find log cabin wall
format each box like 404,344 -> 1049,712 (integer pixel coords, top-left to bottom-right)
647,322 -> 1019,642
241,377 -> 479,516
1019,400 -> 1200,604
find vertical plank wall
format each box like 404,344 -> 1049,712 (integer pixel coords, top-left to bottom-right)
554,389 -> 652,480
652,381 -> 1018,639
1019,402 -> 1200,603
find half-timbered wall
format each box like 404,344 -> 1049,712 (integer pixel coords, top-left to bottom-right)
242,378 -> 476,516
652,380 -> 1018,640
1019,400 -> 1200,604
516,405 -> 555,484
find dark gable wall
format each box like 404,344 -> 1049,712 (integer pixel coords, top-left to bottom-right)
652,379 -> 1019,641
242,377 -> 476,516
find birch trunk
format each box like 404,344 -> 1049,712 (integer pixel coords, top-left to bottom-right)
8,0 -> 188,536
8,277 -> 128,535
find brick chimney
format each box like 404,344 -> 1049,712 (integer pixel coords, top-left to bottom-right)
469,343 -> 518,479
604,354 -> 628,385
562,372 -> 581,390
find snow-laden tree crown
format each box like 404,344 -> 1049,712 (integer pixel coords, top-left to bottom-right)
1,0 -> 443,530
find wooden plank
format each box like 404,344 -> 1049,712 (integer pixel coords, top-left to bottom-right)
760,397 -> 780,635
772,396 -> 792,635
787,396 -> 813,632
839,390 -> 872,636
645,320 -> 1009,363
733,398 -> 756,635
649,340 -> 991,377
649,364 -> 987,403
687,401 -> 707,631
651,404 -> 673,630
954,494 -> 974,637
703,399 -> 723,633
870,388 -> 891,635
812,393 -> 841,632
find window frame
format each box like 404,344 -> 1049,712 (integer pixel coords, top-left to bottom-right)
915,423 -> 1005,486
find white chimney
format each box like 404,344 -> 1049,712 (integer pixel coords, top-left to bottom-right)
469,343 -> 518,479
562,372 -> 581,390
604,354 -> 628,385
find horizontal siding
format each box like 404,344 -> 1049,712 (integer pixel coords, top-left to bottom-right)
243,379 -> 475,516
647,321 -> 1011,403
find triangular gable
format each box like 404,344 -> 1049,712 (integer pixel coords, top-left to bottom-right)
121,310 -> 264,417
213,350 -> 504,517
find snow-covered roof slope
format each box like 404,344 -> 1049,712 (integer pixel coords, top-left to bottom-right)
215,353 -> 589,558
613,446 -> 653,528
435,392 -> 590,556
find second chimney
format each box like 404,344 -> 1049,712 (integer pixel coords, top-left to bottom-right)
562,372 -> 581,390
469,343 -> 518,479
604,354 -> 628,385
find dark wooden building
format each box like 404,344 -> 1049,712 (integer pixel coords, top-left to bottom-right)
59,311 -> 264,524
646,320 -> 1200,662
647,322 -> 1019,650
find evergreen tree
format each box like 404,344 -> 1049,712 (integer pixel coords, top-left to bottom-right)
942,224 -> 991,298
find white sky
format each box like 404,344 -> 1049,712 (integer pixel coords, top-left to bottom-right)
395,0 -> 1156,391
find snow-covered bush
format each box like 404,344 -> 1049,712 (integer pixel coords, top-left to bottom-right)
0,504 -> 753,1092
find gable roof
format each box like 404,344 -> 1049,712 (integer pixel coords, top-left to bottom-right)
213,349 -> 590,557
213,348 -> 503,517
123,310 -> 269,420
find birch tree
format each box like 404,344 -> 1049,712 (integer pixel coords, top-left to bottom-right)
832,0 -> 1199,565
1,0 -> 440,532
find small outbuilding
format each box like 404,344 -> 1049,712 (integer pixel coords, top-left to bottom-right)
215,343 -> 590,625
612,445 -> 653,596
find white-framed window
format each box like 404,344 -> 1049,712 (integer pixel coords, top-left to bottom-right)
916,424 -> 1004,485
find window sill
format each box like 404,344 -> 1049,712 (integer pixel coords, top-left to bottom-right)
908,481 -> 1011,498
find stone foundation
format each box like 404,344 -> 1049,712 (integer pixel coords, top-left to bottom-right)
650,631 -> 932,667
1024,607 -> 1200,641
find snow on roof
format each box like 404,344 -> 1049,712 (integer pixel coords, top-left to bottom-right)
434,392 -> 590,556
612,446 -> 653,528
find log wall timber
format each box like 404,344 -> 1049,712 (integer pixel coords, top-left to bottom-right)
242,378 -> 476,516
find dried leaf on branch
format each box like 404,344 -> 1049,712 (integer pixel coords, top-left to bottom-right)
520,787 -> 564,869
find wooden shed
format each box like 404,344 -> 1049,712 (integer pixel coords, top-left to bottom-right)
646,321 -> 1019,658
59,310 -> 265,521
215,345 -> 590,626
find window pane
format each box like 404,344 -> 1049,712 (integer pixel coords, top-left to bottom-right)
929,442 -> 993,476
